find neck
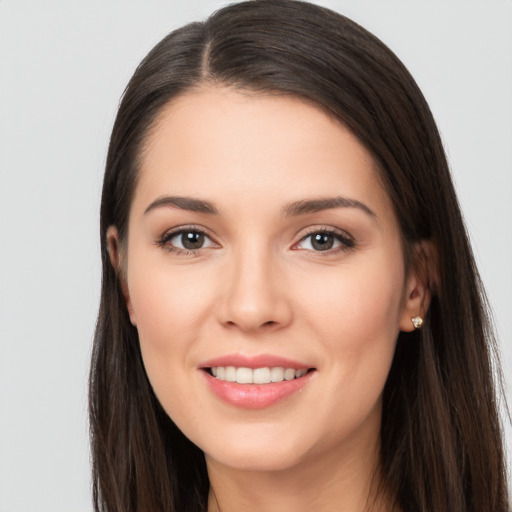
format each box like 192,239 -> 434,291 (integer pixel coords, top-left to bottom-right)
206,432 -> 394,512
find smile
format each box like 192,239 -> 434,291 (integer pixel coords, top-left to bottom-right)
200,354 -> 316,408
209,366 -> 309,384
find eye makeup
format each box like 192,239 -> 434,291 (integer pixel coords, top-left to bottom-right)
293,226 -> 355,254
156,225 -> 218,256
155,223 -> 356,258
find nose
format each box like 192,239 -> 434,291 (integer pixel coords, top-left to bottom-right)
217,244 -> 293,333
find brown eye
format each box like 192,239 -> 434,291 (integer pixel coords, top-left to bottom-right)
295,229 -> 355,253
180,231 -> 205,249
311,233 -> 334,251
159,228 -> 217,253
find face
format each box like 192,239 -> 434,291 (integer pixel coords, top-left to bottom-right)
111,87 -> 423,476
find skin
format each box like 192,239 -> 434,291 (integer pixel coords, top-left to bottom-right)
108,87 -> 429,512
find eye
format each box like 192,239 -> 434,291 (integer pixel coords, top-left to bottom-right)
295,229 -> 354,252
158,228 -> 217,253
173,231 -> 207,250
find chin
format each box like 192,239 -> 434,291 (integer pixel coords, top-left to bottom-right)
205,444 -> 306,473
193,421 -> 324,474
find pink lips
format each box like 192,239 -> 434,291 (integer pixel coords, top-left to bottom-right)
201,353 -> 311,370
199,353 -> 315,409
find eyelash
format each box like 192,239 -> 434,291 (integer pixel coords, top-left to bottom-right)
156,226 -> 217,256
156,226 -> 355,255
293,227 -> 355,254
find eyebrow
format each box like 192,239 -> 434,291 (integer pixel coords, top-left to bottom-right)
282,196 -> 376,218
143,194 -> 376,219
144,196 -> 219,215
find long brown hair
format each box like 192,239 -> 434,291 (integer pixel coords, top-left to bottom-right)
89,1 -> 509,510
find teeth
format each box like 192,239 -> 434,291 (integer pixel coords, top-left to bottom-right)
225,366 -> 236,382
270,367 -> 284,382
284,368 -> 295,381
236,367 -> 253,384
210,366 -> 308,384
253,367 -> 271,384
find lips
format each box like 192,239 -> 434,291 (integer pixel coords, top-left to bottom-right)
199,354 -> 316,409
201,353 -> 312,370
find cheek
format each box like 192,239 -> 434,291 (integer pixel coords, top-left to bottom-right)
128,251 -> 213,334
299,253 -> 404,383
286,257 -> 404,447
302,256 -> 403,334
124,252 -> 218,401
125,262 -> 217,425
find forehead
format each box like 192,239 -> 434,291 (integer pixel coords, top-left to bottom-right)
134,86 -> 392,219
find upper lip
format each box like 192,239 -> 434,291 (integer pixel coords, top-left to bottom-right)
200,353 -> 314,370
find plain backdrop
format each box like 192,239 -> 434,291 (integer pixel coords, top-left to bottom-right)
0,1 -> 510,510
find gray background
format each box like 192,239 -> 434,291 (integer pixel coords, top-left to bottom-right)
0,1 -> 510,510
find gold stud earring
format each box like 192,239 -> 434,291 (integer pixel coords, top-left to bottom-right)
412,316 -> 423,329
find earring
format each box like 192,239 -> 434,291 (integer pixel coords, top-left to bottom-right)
412,316 -> 423,329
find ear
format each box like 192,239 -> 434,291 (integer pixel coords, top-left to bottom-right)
106,226 -> 137,326
399,240 -> 438,332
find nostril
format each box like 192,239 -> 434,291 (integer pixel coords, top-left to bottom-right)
224,320 -> 277,329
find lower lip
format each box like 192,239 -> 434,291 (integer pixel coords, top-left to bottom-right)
202,370 -> 315,409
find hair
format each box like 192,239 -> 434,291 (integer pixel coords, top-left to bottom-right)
89,1 -> 509,511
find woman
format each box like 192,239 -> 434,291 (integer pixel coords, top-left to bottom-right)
89,1 -> 509,510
